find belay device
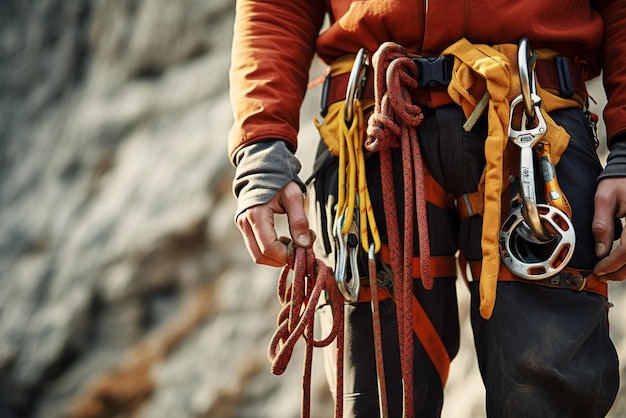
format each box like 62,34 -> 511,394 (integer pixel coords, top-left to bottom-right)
499,38 -> 576,280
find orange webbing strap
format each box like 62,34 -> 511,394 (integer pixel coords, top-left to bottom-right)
456,190 -> 484,219
358,285 -> 451,386
466,259 -> 608,298
379,244 -> 458,279
424,168 -> 456,212
358,244 -> 456,386
411,293 -> 451,385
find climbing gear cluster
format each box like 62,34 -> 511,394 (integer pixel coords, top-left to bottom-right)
499,38 -> 576,280
269,37 -> 605,418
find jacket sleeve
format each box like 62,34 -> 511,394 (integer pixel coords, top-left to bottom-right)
228,0 -> 327,164
596,0 -> 626,146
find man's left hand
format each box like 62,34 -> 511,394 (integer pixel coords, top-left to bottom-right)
593,177 -> 626,281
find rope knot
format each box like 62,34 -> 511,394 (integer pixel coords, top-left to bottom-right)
386,57 -> 424,127
365,108 -> 401,152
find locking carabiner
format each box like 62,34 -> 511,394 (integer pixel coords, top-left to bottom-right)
508,94 -> 552,242
518,37 -> 538,120
334,211 -> 361,302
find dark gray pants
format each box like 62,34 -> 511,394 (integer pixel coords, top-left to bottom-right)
314,105 -> 619,417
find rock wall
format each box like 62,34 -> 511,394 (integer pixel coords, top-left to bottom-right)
0,1 -> 623,417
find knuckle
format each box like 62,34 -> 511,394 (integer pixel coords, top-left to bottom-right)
591,220 -> 608,235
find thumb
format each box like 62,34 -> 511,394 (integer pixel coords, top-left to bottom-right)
278,181 -> 311,247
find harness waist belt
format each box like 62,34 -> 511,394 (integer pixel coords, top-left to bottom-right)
323,55 -> 586,112
467,260 -> 608,297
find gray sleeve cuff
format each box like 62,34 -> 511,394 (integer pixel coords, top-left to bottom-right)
599,135 -> 626,181
232,140 -> 304,220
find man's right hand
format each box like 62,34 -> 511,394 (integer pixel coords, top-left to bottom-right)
236,180 -> 312,267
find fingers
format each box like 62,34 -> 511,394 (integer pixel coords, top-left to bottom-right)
279,182 -> 312,248
594,228 -> 626,281
593,177 -> 626,281
237,204 -> 288,267
236,181 -> 312,267
592,183 -> 617,258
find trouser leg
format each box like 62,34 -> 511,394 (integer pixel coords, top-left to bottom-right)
313,104 -> 473,416
318,277 -> 458,418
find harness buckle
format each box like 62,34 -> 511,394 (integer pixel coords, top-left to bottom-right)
555,55 -> 575,99
412,55 -> 453,88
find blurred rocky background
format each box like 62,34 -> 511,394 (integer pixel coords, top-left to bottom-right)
0,1 -> 623,417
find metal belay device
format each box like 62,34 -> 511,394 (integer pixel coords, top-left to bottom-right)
499,38 -> 576,280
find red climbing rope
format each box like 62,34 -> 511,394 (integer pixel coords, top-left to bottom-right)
268,244 -> 345,418
368,245 -> 389,417
365,41 -> 433,418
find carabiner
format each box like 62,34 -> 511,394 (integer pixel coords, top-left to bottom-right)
508,94 -> 552,242
334,212 -> 361,302
344,48 -> 369,124
518,37 -> 538,120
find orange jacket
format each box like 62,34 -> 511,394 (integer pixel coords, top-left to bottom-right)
228,0 -> 626,162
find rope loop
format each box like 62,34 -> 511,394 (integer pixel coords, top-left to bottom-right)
268,244 -> 345,418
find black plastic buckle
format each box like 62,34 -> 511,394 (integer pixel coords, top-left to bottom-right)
555,55 -> 574,98
412,55 -> 453,87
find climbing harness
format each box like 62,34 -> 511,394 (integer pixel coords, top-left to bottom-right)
499,38 -> 576,280
277,37 -> 602,418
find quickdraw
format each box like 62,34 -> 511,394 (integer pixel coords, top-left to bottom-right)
334,48 -> 381,262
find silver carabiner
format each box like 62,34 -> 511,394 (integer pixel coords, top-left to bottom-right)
508,94 -> 552,242
518,37 -> 538,120
344,48 -> 369,124
334,213 -> 361,302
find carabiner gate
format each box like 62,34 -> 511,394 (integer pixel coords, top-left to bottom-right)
334,212 -> 361,302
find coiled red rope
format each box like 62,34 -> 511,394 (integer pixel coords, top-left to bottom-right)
268,244 -> 345,418
365,41 -> 433,418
